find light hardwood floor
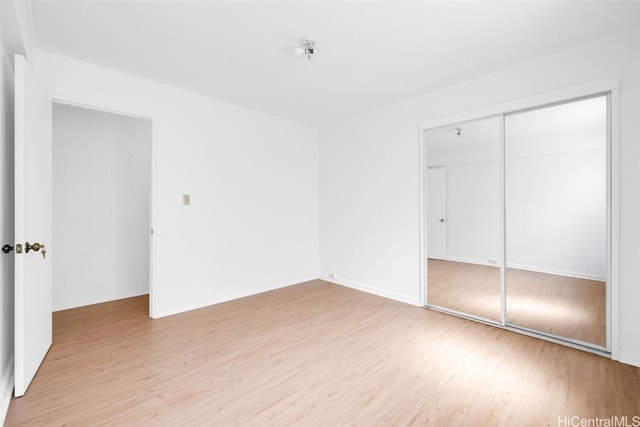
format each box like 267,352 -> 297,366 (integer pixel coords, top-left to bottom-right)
428,259 -> 606,346
6,280 -> 639,426
427,259 -> 502,321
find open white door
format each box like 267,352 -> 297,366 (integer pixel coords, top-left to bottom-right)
14,54 -> 52,397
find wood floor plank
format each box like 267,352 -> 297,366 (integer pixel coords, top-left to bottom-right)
427,259 -> 606,346
6,280 -> 639,426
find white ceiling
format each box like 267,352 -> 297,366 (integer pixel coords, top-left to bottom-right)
426,96 -> 606,154
29,1 -> 640,127
427,116 -> 500,151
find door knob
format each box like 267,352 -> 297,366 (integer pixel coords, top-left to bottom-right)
25,242 -> 46,258
2,244 -> 13,254
25,242 -> 43,253
440,218 -> 445,223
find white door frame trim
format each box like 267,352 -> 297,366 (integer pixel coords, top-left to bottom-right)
417,77 -> 620,360
50,96 -> 158,319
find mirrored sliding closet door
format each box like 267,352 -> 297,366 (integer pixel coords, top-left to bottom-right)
425,117 -> 502,323
424,92 -> 611,351
505,95 -> 608,348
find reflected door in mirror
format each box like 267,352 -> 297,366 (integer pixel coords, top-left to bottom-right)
426,117 -> 502,322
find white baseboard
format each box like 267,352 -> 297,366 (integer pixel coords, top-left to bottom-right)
619,351 -> 640,368
1,356 -> 14,426
505,262 -> 606,282
320,275 -> 422,307
445,256 -> 498,267
441,257 -> 606,282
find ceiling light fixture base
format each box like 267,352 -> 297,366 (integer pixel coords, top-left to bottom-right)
294,37 -> 321,60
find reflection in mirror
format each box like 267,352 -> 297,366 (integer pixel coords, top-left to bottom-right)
426,117 -> 501,322
505,95 -> 607,347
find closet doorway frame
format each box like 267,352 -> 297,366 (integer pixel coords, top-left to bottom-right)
52,96 -> 157,319
418,77 -> 619,360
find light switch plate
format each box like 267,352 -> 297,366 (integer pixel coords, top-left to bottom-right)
183,194 -> 191,206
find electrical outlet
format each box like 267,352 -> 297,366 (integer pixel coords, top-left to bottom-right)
328,272 -> 336,280
183,194 -> 191,206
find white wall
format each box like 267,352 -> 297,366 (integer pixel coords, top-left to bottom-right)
425,100 -> 607,279
426,129 -> 501,266
506,148 -> 606,280
53,103 -> 151,310
319,29 -> 640,366
505,96 -> 607,279
34,50 -> 319,318
445,161 -> 501,265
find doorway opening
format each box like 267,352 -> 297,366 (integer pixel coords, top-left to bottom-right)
52,102 -> 152,317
